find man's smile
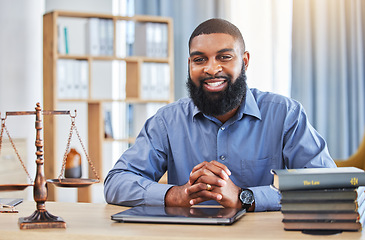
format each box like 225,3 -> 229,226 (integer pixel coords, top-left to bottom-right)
203,79 -> 228,92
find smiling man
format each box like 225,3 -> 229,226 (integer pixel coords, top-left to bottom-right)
104,18 -> 336,212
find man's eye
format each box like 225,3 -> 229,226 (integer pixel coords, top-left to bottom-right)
219,55 -> 232,61
193,58 -> 204,63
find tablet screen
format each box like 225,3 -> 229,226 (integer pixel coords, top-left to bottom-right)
111,206 -> 246,225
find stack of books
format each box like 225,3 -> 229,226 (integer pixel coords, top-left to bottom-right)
271,167 -> 365,231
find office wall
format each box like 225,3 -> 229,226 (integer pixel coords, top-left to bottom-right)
0,0 -> 44,200
45,0 -> 113,14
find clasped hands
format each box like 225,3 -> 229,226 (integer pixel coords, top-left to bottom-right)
165,160 -> 242,208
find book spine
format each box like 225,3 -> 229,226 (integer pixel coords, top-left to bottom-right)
64,26 -> 69,54
281,201 -> 358,212
278,173 -> 365,190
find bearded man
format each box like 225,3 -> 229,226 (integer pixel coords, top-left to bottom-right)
104,18 -> 336,212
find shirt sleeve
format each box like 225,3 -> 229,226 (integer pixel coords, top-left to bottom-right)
249,186 -> 281,212
104,115 -> 173,206
282,102 -> 337,169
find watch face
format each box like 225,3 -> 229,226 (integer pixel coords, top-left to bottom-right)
240,190 -> 254,205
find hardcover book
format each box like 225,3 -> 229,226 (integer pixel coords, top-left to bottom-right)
271,167 -> 365,191
282,211 -> 360,221
281,200 -> 363,212
282,218 -> 363,231
280,186 -> 365,202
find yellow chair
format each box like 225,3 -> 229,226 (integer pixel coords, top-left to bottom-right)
335,133 -> 365,170
158,172 -> 168,184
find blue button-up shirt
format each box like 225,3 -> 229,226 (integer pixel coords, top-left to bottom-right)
104,88 -> 336,211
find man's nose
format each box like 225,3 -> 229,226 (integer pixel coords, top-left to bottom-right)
203,60 -> 222,76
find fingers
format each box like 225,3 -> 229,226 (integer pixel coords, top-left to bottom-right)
190,161 -> 209,173
185,173 -> 242,208
185,178 -> 225,205
191,160 -> 231,176
189,166 -> 215,185
190,175 -> 226,190
186,179 -> 225,194
188,191 -> 223,206
189,160 -> 231,185
210,160 -> 231,176
185,161 -> 233,206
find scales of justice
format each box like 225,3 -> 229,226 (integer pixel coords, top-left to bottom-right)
0,103 -> 100,229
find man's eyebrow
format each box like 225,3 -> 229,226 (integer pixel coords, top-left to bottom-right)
189,48 -> 235,57
217,48 -> 235,53
189,51 -> 204,57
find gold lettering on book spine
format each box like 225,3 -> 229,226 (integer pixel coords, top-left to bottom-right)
350,177 -> 358,185
303,180 -> 320,186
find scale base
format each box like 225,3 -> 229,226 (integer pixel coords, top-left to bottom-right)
18,209 -> 66,229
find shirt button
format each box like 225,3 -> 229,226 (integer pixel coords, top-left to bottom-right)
221,127 -> 225,131
220,155 -> 226,161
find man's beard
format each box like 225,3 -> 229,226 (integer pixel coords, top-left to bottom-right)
186,66 -> 247,116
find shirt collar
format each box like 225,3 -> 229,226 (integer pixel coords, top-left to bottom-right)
239,87 -> 262,120
192,87 -> 262,121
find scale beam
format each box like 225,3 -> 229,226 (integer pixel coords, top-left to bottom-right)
5,110 -> 71,116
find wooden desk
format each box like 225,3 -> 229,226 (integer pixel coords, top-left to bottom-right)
0,201 -> 364,240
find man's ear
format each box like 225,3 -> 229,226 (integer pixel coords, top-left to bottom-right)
243,51 -> 250,71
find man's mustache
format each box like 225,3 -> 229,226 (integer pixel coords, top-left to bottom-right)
199,75 -> 231,83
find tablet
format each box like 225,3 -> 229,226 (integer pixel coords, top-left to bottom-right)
0,198 -> 23,213
111,206 -> 246,225
0,198 -> 23,207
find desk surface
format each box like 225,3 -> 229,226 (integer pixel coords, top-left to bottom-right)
0,201 -> 364,240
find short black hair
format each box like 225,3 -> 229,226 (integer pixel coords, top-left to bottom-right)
188,18 -> 245,52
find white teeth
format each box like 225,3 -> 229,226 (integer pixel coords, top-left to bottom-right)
207,81 -> 224,87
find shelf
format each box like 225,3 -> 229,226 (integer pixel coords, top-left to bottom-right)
54,10 -> 173,23
43,10 -> 174,203
104,137 -> 136,143
57,98 -> 170,104
57,54 -> 171,63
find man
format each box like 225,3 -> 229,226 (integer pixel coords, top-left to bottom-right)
104,18 -> 336,212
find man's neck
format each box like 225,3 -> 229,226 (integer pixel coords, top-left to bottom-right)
214,107 -> 239,124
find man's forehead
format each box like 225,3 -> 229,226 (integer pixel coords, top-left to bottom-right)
190,33 -> 235,43
189,33 -> 240,54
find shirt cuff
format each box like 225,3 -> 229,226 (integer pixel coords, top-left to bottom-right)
249,185 -> 282,212
144,183 -> 174,206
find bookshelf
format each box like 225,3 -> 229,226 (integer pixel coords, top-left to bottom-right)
43,10 -> 174,202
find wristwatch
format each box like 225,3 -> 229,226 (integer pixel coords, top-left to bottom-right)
239,188 -> 255,209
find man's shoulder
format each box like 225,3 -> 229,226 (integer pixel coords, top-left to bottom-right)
155,97 -> 195,116
249,88 -> 301,110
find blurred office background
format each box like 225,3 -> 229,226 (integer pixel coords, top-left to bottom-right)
0,0 -> 364,200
